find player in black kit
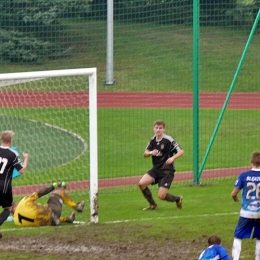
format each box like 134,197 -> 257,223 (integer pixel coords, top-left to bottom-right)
138,120 -> 184,210
0,130 -> 29,237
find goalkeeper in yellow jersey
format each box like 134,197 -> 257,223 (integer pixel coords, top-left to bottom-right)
11,181 -> 85,227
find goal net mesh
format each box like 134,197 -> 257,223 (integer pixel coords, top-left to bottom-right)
0,69 -> 97,223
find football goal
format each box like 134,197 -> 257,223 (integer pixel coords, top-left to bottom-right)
0,68 -> 98,224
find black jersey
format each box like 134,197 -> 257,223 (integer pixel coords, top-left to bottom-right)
0,146 -> 23,193
146,134 -> 182,170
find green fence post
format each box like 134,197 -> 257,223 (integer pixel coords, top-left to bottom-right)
193,0 -> 200,185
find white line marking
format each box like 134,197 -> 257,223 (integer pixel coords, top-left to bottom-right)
104,212 -> 239,224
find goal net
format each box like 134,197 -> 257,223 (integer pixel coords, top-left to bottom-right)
0,68 -> 98,224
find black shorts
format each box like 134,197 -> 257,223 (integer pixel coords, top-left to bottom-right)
147,168 -> 175,189
0,188 -> 13,208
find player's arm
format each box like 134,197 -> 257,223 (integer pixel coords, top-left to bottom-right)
166,141 -> 184,164
220,249 -> 231,260
18,152 -> 29,174
166,149 -> 184,165
144,140 -> 157,157
231,188 -> 240,202
37,184 -> 56,199
25,184 -> 55,203
171,148 -> 184,161
221,251 -> 231,260
144,148 -> 159,157
218,245 -> 231,260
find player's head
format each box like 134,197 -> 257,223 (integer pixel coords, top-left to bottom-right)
153,120 -> 165,136
251,151 -> 260,167
208,235 -> 221,246
153,120 -> 165,128
0,130 -> 15,144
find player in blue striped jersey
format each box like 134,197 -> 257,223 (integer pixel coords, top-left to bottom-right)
231,151 -> 260,260
198,235 -> 230,260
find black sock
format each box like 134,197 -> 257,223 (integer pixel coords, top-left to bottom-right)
142,187 -> 157,205
165,193 -> 180,202
0,209 -> 10,226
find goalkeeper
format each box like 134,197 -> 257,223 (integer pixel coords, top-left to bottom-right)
11,181 -> 85,227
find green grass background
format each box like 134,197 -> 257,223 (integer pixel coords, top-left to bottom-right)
0,107 -> 257,186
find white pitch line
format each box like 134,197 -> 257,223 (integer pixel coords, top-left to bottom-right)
3,212 -> 238,233
104,212 -> 239,224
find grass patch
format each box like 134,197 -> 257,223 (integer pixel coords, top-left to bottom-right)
1,179 -> 256,260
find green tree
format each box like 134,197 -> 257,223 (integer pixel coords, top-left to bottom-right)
90,0 -> 237,25
0,0 -> 91,63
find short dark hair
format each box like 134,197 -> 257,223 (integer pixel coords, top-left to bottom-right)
251,151 -> 260,167
153,120 -> 165,128
208,235 -> 221,245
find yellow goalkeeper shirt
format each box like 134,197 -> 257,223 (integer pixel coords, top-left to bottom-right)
14,192 -> 52,226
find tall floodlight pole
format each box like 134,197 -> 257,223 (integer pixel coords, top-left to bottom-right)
106,0 -> 115,85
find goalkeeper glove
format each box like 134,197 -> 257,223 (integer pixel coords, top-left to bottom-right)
53,181 -> 67,189
52,182 -> 58,188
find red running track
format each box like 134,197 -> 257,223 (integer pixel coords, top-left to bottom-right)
13,166 -> 250,195
0,91 -> 260,109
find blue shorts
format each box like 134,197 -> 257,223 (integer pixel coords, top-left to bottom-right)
234,217 -> 260,239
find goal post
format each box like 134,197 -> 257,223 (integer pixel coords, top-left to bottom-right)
0,68 -> 98,224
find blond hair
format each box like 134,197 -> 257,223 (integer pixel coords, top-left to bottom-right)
0,130 -> 15,143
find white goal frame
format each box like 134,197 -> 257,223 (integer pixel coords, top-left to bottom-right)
0,68 -> 98,224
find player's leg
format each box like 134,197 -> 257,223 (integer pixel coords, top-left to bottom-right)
47,193 -> 63,225
0,192 -> 12,225
232,238 -> 242,260
158,174 -> 183,209
138,172 -> 157,210
0,206 -> 11,237
255,239 -> 260,260
60,191 -> 85,213
252,220 -> 260,260
60,212 -> 75,223
53,183 -> 85,213
0,207 -> 11,225
0,192 -> 13,238
232,217 -> 252,260
158,187 -> 183,208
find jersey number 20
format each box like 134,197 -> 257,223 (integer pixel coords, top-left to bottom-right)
246,182 -> 260,200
